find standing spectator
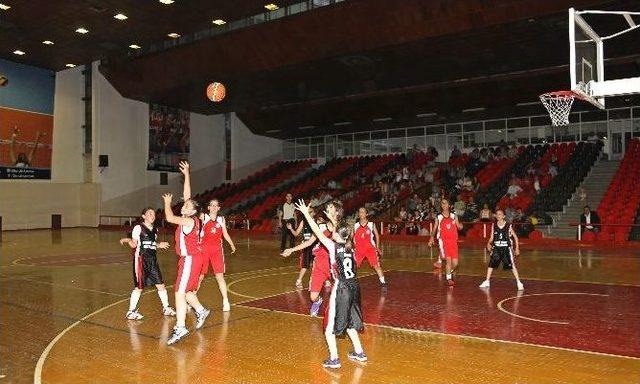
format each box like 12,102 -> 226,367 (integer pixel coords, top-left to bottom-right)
465,196 -> 478,221
578,187 -> 587,203
278,193 -> 296,251
398,207 -> 408,221
450,145 -> 462,158
507,180 -> 523,199
453,194 -> 466,218
580,206 -> 601,235
479,203 -> 492,222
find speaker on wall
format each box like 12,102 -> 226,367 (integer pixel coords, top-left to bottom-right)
160,172 -> 168,185
99,155 -> 109,167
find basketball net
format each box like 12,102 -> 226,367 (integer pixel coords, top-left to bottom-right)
539,91 -> 579,126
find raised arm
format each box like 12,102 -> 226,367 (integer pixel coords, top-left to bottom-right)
296,199 -> 333,251
162,193 -> 194,227
220,217 -> 236,254
179,161 -> 191,201
9,129 -> 17,164
27,131 -> 43,164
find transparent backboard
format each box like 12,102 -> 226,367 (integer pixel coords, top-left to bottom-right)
569,8 -> 605,109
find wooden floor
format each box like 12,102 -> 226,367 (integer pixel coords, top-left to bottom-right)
1,228 -> 639,384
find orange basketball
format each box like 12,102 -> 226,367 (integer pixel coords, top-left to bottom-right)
206,82 -> 226,102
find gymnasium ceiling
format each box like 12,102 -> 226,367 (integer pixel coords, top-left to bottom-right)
2,0 -> 640,139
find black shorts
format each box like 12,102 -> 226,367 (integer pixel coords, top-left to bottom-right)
489,247 -> 514,270
133,255 -> 164,288
299,248 -> 314,270
325,280 -> 364,336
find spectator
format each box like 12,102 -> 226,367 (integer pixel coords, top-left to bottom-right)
406,221 -> 419,235
533,176 -> 541,194
450,145 -> 462,158
398,207 -> 408,221
505,206 -> 517,222
580,206 -> 601,235
309,193 -> 321,208
453,194 -> 466,217
407,194 -> 419,212
465,196 -> 478,221
479,203 -> 492,222
278,193 -> 296,251
508,145 -> 518,158
548,163 -> 558,178
578,187 -> 587,203
507,180 -> 523,199
587,132 -> 599,142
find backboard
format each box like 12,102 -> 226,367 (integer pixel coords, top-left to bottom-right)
569,8 -> 640,109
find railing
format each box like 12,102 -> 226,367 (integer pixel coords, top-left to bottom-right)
99,215 -> 252,230
569,222 -> 640,241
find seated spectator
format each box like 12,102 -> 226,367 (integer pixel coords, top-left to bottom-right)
548,163 -> 558,178
533,176 -> 541,194
398,207 -> 408,221
505,207 -> 517,222
507,180 -> 523,199
465,196 -> 478,221
453,194 -> 466,217
406,220 -> 419,235
508,145 -> 518,158
479,203 -> 492,222
580,206 -> 601,234
450,145 -> 462,158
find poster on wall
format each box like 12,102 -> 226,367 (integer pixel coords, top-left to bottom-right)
0,59 -> 55,179
147,103 -> 190,172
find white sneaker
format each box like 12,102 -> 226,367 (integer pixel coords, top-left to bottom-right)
222,299 -> 231,312
125,310 -> 144,320
517,281 -> 524,291
479,280 -> 490,288
162,306 -> 176,316
167,326 -> 189,345
195,308 -> 211,329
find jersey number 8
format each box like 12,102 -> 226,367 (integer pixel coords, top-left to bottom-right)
343,257 -> 355,279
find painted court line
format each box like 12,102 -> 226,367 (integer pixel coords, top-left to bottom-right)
496,292 -> 610,325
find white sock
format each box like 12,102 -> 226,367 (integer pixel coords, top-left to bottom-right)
325,330 -> 339,360
194,305 -> 205,314
379,276 -> 385,284
446,273 -> 452,280
346,328 -> 363,354
157,289 -> 169,308
128,290 -> 142,311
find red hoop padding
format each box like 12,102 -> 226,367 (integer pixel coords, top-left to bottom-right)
539,90 -> 580,126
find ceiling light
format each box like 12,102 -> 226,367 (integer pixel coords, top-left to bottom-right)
333,121 -> 352,126
42,40 -> 54,45
66,64 -> 76,68
167,33 -> 180,38
75,27 -> 89,34
0,3 -> 10,10
299,125 -> 315,130
114,13 -> 128,20
416,112 -> 437,118
13,50 -> 25,55
129,44 -> 141,49
372,117 -> 392,122
212,19 -> 226,25
264,3 -> 279,11
265,129 -> 281,133
159,0 -> 174,4
462,107 -> 486,113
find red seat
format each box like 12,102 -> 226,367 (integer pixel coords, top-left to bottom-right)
528,230 -> 543,240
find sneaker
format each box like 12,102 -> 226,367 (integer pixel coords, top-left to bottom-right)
310,297 -> 323,317
447,279 -> 455,287
347,351 -> 368,362
322,358 -> 341,369
380,281 -> 388,291
222,299 -> 231,312
162,306 -> 176,316
479,280 -> 490,288
295,280 -> 303,289
195,308 -> 211,329
517,281 -> 525,291
433,260 -> 442,269
125,310 -> 143,320
167,326 -> 189,345
324,280 -> 332,291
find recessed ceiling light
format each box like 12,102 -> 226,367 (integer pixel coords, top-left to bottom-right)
0,3 -> 10,10
129,44 -> 141,49
159,0 -> 174,4
167,32 -> 180,38
212,19 -> 226,25
264,3 -> 279,11
42,40 -> 54,45
75,27 -> 89,34
66,64 -> 76,68
13,50 -> 25,55
114,13 -> 128,20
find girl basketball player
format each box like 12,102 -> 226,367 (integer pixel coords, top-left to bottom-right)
163,161 -> 210,345
428,198 -> 463,286
119,207 -> 175,320
295,199 -> 366,369
198,198 -> 236,312
354,207 -> 386,288
286,206 -> 318,289
282,201 -> 341,317
479,209 -> 524,290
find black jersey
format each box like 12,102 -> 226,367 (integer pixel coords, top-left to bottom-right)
492,222 -> 511,248
332,243 -> 358,282
133,224 -> 158,258
301,219 -> 314,241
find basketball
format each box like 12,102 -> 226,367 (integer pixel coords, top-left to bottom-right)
0,75 -> 7,87
206,82 -> 226,102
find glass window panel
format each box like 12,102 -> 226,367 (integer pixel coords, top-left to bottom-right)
508,127 -> 530,145
485,129 -> 506,147
388,137 -> 405,153
406,136 -> 425,151
463,122 -> 483,132
407,127 -> 424,137
296,144 -> 309,159
507,117 -> 529,129
283,146 -> 296,160
310,137 -> 324,144
484,120 -> 506,131
354,133 -> 369,141
296,138 -> 309,146
531,126 -> 553,144
426,125 -> 445,135
388,129 -> 406,138
371,131 -> 387,140
609,108 -> 631,120
446,124 -> 461,133
581,109 -> 607,122
581,121 -> 607,140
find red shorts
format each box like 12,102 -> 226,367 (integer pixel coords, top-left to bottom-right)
201,248 -> 225,275
355,249 -> 379,268
174,255 -> 202,293
438,238 -> 459,260
309,252 -> 331,293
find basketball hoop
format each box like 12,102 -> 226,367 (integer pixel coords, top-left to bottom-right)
539,91 -> 581,126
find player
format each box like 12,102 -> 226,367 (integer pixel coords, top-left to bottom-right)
353,207 -> 386,288
9,127 -> 44,168
428,198 -> 463,286
479,209 -> 524,290
286,206 -> 318,289
198,198 -> 236,312
119,207 -> 176,320
295,199 -> 367,369
164,161 -> 210,345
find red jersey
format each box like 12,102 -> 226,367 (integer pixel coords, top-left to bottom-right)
174,217 -> 201,257
201,214 -> 224,253
353,221 -> 376,253
437,213 -> 459,241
